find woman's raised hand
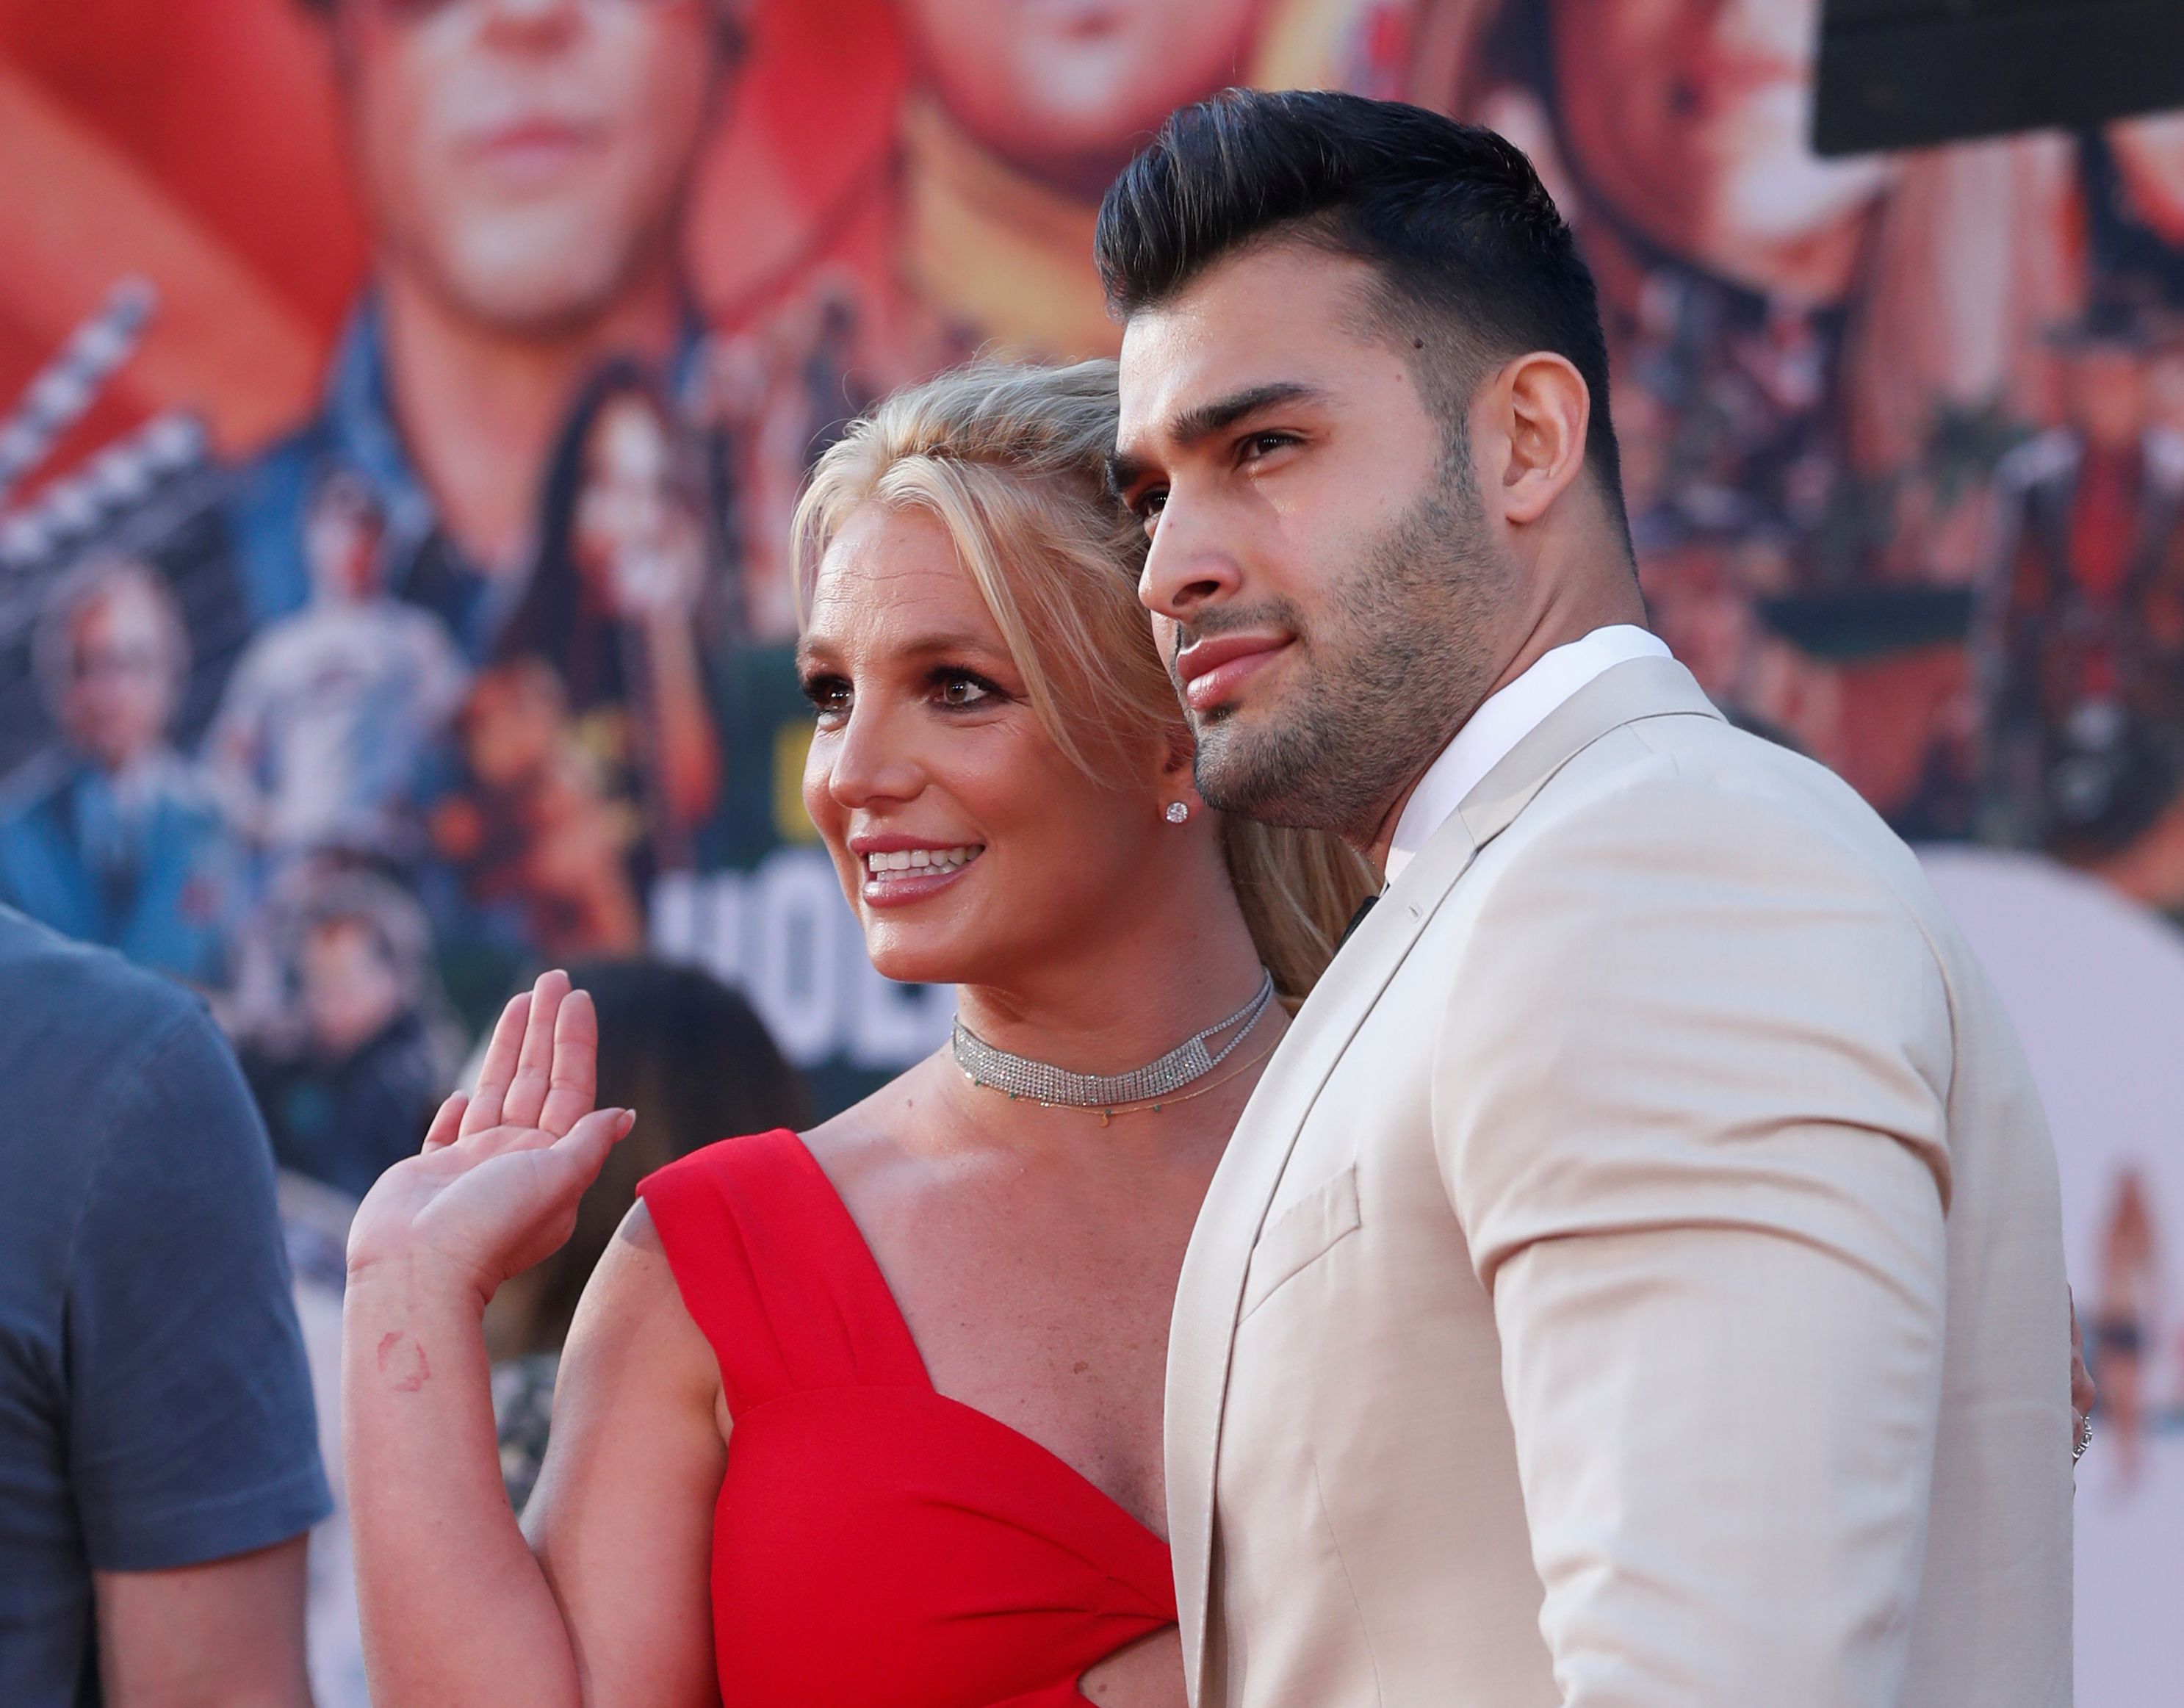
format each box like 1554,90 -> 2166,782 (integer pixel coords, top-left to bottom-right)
346,970 -> 634,1306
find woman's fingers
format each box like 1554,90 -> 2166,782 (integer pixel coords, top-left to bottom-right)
538,987 -> 599,1139
552,1106 -> 635,1187
421,1091 -> 468,1153
462,991 -> 532,1136
502,970 -> 570,1131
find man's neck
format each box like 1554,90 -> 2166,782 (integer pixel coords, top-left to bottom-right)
1358,585 -> 1648,870
377,266 -> 683,574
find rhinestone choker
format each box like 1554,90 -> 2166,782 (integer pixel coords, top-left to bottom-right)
951,970 -> 1276,1110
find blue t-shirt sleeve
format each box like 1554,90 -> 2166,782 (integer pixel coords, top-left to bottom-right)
65,1007 -> 332,1572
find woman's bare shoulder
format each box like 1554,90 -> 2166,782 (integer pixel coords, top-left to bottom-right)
615,1195 -> 669,1256
567,1202 -> 718,1407
797,1051 -> 954,1191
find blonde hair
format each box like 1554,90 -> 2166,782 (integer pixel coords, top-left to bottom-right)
792,358 -> 1376,1007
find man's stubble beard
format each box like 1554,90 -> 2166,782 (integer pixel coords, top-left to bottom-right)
1187,446 -> 1515,843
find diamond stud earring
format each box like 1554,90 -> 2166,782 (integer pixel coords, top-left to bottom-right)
1164,801 -> 1192,824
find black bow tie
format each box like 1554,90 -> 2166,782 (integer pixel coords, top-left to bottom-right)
1336,892 -> 1380,951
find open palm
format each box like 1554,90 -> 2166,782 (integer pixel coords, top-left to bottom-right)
347,970 -> 634,1304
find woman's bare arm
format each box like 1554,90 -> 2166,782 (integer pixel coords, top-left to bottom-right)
342,972 -> 721,1708
527,1204 -> 724,1700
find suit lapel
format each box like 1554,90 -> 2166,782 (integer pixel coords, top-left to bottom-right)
1166,655 -> 1724,1702
1167,807 -> 1480,1702
1457,655 -> 1722,844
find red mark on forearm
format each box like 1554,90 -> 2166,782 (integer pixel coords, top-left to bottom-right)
377,1331 -> 430,1393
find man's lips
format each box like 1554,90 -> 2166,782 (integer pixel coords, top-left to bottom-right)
1174,633 -> 1294,713
463,118 -> 603,183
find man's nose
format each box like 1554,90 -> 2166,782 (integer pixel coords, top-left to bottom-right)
1138,497 -> 1242,624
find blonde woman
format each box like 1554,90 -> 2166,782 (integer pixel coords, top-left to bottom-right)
342,361 -> 1372,1708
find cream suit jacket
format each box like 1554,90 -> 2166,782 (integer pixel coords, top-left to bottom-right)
1168,657 -> 2072,1708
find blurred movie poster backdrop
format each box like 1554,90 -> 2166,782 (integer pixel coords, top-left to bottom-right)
0,0 -> 2179,1678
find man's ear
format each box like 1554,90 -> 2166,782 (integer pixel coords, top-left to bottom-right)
1491,352 -> 1591,527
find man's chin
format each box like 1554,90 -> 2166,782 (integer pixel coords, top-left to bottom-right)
1194,733 -> 1332,830
1196,716 -> 1407,838
433,225 -> 644,334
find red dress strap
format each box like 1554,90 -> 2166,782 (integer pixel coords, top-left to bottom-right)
637,1129 -> 929,1418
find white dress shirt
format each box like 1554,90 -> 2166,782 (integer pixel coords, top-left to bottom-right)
1382,624 -> 1671,882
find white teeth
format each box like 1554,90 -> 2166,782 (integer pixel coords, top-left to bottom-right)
864,846 -> 980,879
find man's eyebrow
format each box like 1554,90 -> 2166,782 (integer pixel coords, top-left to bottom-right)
1170,381 -> 1324,447
1107,381 -> 1326,498
1105,450 -> 1147,500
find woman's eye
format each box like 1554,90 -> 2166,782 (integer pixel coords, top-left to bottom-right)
801,678 -> 849,721
937,674 -> 993,709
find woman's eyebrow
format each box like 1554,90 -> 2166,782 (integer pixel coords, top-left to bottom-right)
898,631 -> 1009,663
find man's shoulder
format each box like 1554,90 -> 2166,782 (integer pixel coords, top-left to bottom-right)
1418,718 -> 1972,1096
0,913 -> 240,1242
1480,713 -> 1939,937
1506,706 -> 1828,824
0,907 -> 214,1070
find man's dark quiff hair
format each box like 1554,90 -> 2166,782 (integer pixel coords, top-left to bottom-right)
1095,87 -> 1628,533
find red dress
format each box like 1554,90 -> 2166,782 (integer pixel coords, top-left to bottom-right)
637,1129 -> 1178,1708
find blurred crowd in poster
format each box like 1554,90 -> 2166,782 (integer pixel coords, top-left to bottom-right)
1,3 -> 2182,1683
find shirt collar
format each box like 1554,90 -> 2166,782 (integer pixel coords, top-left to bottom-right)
1381,624 -> 1671,883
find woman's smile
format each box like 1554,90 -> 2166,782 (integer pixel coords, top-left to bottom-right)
856,840 -> 987,907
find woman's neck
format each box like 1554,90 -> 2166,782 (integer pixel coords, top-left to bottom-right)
950,857 -> 1269,1084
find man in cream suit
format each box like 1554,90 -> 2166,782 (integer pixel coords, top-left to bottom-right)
1099,93 -> 2075,1705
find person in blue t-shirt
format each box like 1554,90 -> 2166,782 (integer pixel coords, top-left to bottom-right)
0,905 -> 330,1707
